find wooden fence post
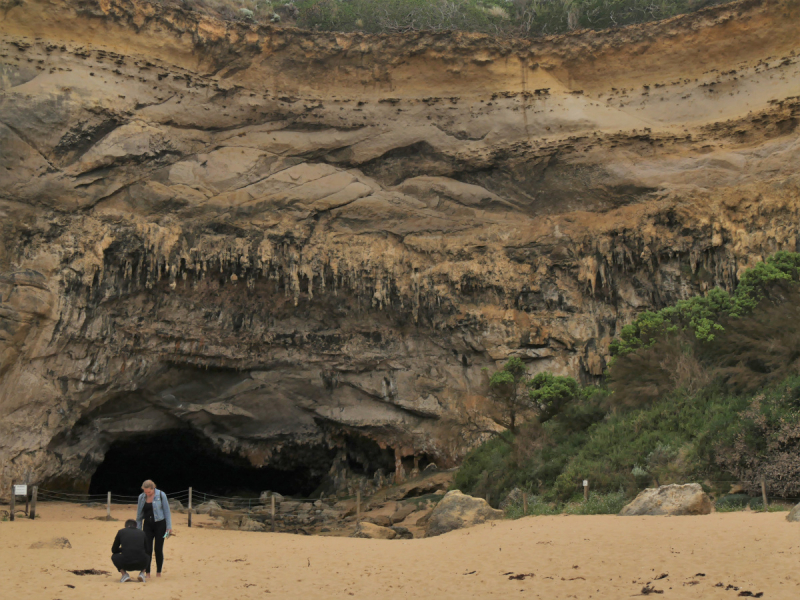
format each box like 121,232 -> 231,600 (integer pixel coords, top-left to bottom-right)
30,486 -> 37,520
270,494 -> 275,533
188,487 -> 192,528
10,480 -> 15,522
25,473 -> 30,516
356,490 -> 361,524
522,492 -> 528,516
761,476 -> 768,511
107,492 -> 111,521
583,479 -> 589,502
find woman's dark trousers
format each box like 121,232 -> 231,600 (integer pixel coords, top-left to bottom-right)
142,519 -> 167,573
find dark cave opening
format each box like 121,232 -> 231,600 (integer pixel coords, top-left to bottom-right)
337,433 -> 396,476
88,429 -> 337,498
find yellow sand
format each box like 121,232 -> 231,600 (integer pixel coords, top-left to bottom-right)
1,502 -> 798,599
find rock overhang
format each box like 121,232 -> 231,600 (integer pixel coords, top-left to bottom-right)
1,0 -> 799,492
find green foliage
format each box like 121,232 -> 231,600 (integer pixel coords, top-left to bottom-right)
452,433 -> 514,498
456,376 -> 754,503
456,253 -> 800,508
484,362 -> 585,433
609,252 -> 800,358
489,357 -> 527,391
744,497 -> 791,512
293,0 -> 724,36
175,0 -> 728,34
488,369 -> 515,388
527,372 -> 581,422
714,493 -> 751,512
714,376 -> 800,497
504,494 -> 560,518
562,491 -> 628,515
729,251 -> 800,316
458,374 -> 800,506
503,490 -> 627,518
487,357 -> 534,432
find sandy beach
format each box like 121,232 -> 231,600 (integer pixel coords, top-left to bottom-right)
1,502 -> 797,599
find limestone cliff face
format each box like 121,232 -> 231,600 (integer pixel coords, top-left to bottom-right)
1,0 -> 799,491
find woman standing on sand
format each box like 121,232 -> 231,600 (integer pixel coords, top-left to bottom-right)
136,479 -> 173,579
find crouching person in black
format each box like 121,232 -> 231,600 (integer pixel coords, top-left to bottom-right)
112,519 -> 148,583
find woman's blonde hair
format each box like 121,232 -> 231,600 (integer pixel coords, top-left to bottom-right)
141,479 -> 156,490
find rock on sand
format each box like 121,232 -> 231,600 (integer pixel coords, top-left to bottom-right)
424,490 -> 503,538
352,522 -> 397,540
786,502 -> 800,522
618,483 -> 712,516
239,517 -> 266,532
195,500 -> 222,514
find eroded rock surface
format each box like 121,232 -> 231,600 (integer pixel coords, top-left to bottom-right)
618,483 -> 712,516
352,521 -> 397,540
424,490 -> 503,537
1,0 -> 799,492
785,502 -> 800,522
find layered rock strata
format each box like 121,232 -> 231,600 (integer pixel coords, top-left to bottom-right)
1,0 -> 799,491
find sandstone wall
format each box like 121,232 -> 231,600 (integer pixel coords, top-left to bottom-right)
1,0 -> 798,490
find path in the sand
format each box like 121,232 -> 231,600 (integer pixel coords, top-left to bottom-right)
0,502 -> 798,599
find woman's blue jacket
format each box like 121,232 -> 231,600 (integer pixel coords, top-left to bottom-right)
136,488 -> 172,530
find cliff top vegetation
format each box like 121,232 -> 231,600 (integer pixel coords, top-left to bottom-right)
157,0 -> 726,37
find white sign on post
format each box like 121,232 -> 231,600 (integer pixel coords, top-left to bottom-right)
582,480 -> 588,487
13,484 -> 27,496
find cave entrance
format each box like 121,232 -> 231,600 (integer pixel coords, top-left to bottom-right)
337,433 -> 396,477
88,429 -> 336,498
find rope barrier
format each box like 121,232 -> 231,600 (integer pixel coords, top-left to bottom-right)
189,489 -> 319,502
35,491 -> 107,500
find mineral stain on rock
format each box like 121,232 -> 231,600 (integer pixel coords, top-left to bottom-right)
1,0 -> 799,492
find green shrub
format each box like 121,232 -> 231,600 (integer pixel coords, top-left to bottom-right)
745,498 -> 792,512
294,0 -> 726,36
172,0 -> 729,36
503,491 -> 627,518
451,433 -> 514,500
563,491 -> 628,515
715,494 -> 751,512
504,494 -> 561,518
457,253 -> 800,507
609,252 -> 800,358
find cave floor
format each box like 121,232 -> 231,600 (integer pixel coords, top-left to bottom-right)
0,502 -> 796,599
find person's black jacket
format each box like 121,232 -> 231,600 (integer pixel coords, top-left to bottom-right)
112,528 -> 149,561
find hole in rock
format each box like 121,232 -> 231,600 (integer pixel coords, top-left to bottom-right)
89,429 -> 336,498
